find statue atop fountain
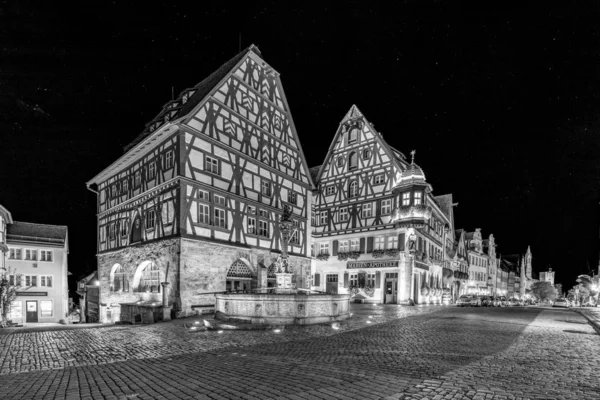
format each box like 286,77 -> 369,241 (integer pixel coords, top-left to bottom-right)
275,204 -> 296,293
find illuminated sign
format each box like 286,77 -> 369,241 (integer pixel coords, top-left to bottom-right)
347,260 -> 399,269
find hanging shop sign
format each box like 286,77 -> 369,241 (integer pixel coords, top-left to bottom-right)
347,260 -> 399,269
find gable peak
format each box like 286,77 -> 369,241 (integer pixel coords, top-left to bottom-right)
342,104 -> 364,123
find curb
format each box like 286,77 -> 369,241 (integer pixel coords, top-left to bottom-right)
570,308 -> 600,335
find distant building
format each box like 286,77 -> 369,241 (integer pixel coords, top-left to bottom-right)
483,234 -> 497,295
76,272 -> 99,323
539,268 -> 555,286
0,204 -> 69,324
465,229 -> 489,295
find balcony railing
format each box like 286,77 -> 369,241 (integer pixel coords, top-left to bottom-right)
391,204 -> 432,227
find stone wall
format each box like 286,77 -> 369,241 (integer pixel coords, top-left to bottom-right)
179,238 -> 311,313
97,238 -> 180,322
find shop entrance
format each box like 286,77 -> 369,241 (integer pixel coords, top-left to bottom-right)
384,273 -> 398,304
26,301 -> 38,323
325,274 -> 338,294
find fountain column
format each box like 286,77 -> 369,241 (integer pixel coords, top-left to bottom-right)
274,205 -> 295,294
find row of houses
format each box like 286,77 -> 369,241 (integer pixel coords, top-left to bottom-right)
82,45 -> 538,324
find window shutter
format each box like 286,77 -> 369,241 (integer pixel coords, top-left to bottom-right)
344,272 -> 349,288
375,271 -> 381,288
332,240 -> 338,256
418,237 -> 422,252
314,273 -> 320,287
359,238 -> 365,253
398,233 -> 405,251
366,237 -> 374,253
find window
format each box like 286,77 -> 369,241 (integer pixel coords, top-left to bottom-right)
9,248 -> 22,260
337,157 -> 344,167
247,205 -> 256,215
348,127 -> 358,144
374,174 -> 384,185
350,273 -> 358,286
198,190 -> 209,201
165,150 -> 174,169
339,207 -> 349,222
198,204 -> 210,224
402,192 -> 410,206
145,209 -> 156,230
348,152 -> 358,170
111,184 -> 117,198
414,191 -> 422,205
139,263 -> 160,293
374,237 -> 385,250
205,156 -> 219,175
349,181 -> 358,198
319,242 -> 329,254
326,186 -> 335,196
288,191 -> 297,205
40,250 -> 52,262
247,217 -> 256,235
25,275 -> 37,287
350,239 -> 360,252
258,220 -> 269,237
214,195 -> 226,206
319,211 -> 328,225
214,208 -> 226,228
261,181 -> 271,197
388,236 -> 398,249
148,162 -> 156,179
135,171 -> 141,188
121,220 -> 128,237
362,149 -> 370,160
367,273 -> 376,287
362,203 -> 372,218
25,249 -> 37,261
122,179 -> 128,193
9,301 -> 22,320
40,275 -> 53,288
381,199 -> 391,214
259,209 -> 269,218
339,240 -> 349,253
290,220 -> 300,244
112,266 -> 129,292
41,301 -> 53,317
109,223 -> 116,240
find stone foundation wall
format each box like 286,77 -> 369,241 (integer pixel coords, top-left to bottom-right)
179,238 -> 311,313
97,238 -> 181,322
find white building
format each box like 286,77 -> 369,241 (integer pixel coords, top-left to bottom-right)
539,268 -> 555,286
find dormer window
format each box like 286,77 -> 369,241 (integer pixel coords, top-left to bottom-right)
348,152 -> 358,171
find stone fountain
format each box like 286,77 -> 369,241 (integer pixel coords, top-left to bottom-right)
214,205 -> 350,325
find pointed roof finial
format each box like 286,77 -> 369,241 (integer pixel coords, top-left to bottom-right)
410,150 -> 416,165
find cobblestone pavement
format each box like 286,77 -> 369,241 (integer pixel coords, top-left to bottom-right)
0,305 -> 599,400
571,307 -> 600,333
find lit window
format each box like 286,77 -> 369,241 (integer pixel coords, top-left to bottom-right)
388,236 -> 398,249
350,239 -> 360,252
198,204 -> 210,224
40,275 -> 53,287
319,211 -> 328,225
40,301 -> 53,317
205,156 -> 219,175
247,217 -> 256,235
258,220 -> 269,237
374,237 -> 385,250
319,242 -> 329,254
367,273 -> 375,287
339,240 -> 349,253
214,208 -> 226,228
362,203 -> 372,218
402,192 -> 410,206
362,149 -> 370,160
261,181 -> 271,197
288,191 -> 297,205
40,250 -> 53,262
145,209 -> 156,229
25,249 -> 37,261
349,181 -> 359,198
9,301 -> 22,319
326,186 -> 335,196
348,152 -> 358,170
165,150 -> 174,169
339,207 -> 348,222
350,273 -> 358,286
374,174 -> 384,185
414,191 -> 422,205
381,199 -> 391,214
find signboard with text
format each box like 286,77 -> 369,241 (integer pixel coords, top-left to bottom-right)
347,260 -> 399,269
16,291 -> 48,296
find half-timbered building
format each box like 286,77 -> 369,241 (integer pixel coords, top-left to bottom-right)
452,229 -> 470,298
465,229 -> 490,295
87,45 -> 314,323
310,105 -> 452,305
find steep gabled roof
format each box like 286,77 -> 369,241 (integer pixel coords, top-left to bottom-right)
124,45 -> 262,153
314,104 -> 404,183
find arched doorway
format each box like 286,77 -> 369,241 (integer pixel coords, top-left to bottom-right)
226,259 -> 254,293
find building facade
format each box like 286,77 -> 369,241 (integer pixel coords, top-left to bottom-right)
483,234 -> 497,295
310,106 -> 452,305
465,229 -> 490,295
539,268 -> 555,286
87,45 -> 314,323
0,205 -> 69,324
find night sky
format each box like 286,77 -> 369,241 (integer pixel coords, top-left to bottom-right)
2,2 -> 599,293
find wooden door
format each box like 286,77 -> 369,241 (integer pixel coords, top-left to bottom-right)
385,279 -> 397,304
26,301 -> 38,323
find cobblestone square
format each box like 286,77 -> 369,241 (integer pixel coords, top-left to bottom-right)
1,305 -> 599,400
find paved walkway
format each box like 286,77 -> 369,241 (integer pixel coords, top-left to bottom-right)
571,307 -> 600,333
0,305 -> 598,399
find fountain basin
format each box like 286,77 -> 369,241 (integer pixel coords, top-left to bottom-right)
215,293 -> 351,325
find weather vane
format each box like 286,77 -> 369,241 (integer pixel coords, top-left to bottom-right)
410,150 -> 416,164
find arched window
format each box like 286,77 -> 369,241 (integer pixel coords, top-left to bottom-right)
226,259 -> 254,293
349,181 -> 359,198
135,262 -> 160,293
348,152 -> 358,171
111,264 -> 129,292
